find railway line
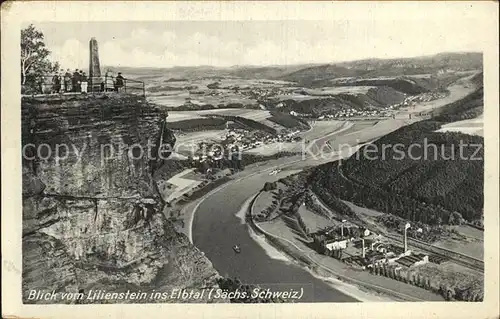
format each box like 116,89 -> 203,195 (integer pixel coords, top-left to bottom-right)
331,164 -> 484,273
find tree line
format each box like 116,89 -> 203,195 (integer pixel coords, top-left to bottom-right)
368,263 -> 483,302
168,118 -> 227,132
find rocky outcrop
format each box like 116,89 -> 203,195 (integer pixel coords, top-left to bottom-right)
22,94 -> 221,303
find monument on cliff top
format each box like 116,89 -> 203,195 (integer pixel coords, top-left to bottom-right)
89,37 -> 102,92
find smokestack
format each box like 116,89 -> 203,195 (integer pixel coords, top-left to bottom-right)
341,219 -> 346,238
362,238 -> 365,258
404,223 -> 411,253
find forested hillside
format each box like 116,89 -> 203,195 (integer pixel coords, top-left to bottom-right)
310,88 -> 484,225
432,87 -> 483,122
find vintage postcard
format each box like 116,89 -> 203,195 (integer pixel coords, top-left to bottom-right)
1,1 -> 499,319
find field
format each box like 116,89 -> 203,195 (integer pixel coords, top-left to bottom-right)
298,205 -> 336,233
149,93 -> 255,108
301,120 -> 349,141
342,200 -> 384,218
245,142 -> 297,156
274,94 -> 330,102
148,91 -> 191,107
167,112 -> 204,122
143,76 -> 298,108
436,114 -> 483,136
160,168 -> 204,203
175,130 -> 226,154
432,235 -> 483,260
323,119 -> 396,150
267,111 -> 309,129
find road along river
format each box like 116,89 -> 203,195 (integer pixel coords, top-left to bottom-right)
190,80 -> 479,302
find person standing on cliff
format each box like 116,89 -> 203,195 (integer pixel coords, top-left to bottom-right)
80,72 -> 88,94
72,69 -> 81,92
64,69 -> 72,92
59,69 -> 66,92
115,72 -> 124,92
104,69 -> 113,92
52,73 -> 61,94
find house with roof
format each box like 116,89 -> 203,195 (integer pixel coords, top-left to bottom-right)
324,238 -> 349,251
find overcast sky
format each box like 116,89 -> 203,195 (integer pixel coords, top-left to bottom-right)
29,20 -> 486,70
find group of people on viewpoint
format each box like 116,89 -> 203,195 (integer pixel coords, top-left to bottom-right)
51,69 -> 124,94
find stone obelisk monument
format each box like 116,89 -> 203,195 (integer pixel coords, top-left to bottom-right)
89,38 -> 102,92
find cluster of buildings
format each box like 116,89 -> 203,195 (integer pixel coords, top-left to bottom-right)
222,128 -> 301,150
222,130 -> 266,151
221,86 -> 289,100
188,127 -> 302,165
394,91 -> 448,108
289,107 -> 396,120
347,239 -> 430,269
318,107 -> 395,119
314,222 -> 431,271
190,142 -> 225,163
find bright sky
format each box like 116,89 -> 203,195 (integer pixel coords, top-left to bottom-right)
30,18 -> 489,70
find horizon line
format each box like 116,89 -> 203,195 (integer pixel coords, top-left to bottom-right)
99,51 -> 482,70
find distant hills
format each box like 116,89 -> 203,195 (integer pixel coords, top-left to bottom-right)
336,52 -> 483,73
109,52 -> 482,84
277,52 -> 483,87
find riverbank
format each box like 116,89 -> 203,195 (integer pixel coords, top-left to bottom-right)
245,192 -> 395,302
181,156 -> 306,243
247,191 -> 447,302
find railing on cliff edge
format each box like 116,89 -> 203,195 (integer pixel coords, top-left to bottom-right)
21,74 -> 146,98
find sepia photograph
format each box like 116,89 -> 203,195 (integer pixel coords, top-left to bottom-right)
2,1 -> 499,319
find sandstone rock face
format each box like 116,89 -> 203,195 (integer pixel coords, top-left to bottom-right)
22,95 -> 221,304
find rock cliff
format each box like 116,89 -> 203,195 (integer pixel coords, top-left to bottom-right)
21,94 -> 221,303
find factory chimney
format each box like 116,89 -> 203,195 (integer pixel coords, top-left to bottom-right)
404,222 -> 411,253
